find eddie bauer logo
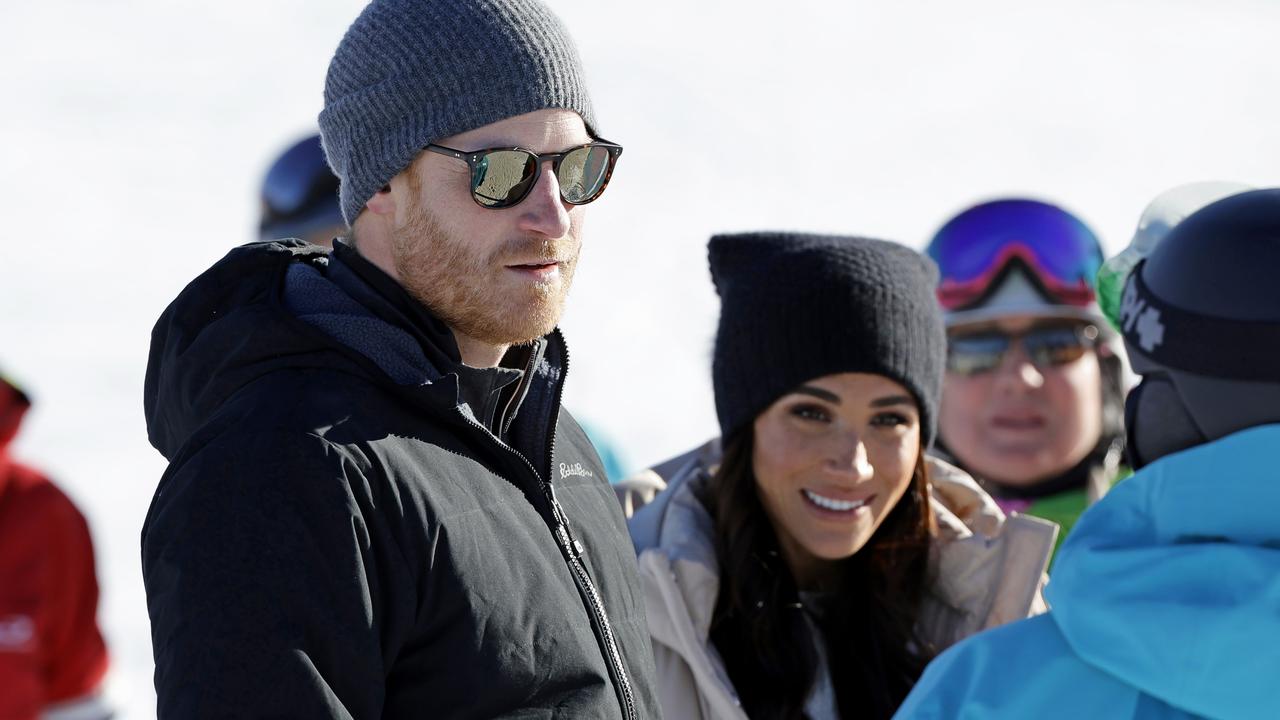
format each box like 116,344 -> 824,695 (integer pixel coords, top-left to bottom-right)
559,462 -> 594,479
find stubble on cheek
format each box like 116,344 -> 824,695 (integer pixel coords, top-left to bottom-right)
391,203 -> 582,347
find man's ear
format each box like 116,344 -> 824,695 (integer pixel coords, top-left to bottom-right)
365,184 -> 396,217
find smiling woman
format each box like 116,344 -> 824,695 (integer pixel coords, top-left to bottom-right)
707,370 -> 937,720
618,232 -> 1058,720
748,375 -> 923,589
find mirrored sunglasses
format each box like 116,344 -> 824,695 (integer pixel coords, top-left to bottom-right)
425,140 -> 623,209
946,324 -> 1099,376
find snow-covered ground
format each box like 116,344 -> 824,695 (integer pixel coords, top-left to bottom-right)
4,0 -> 1279,715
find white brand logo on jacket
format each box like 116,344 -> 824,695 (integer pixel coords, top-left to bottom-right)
0,615 -> 35,652
559,462 -> 594,479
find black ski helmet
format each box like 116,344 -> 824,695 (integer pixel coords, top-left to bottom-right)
259,134 -> 345,243
1119,188 -> 1280,468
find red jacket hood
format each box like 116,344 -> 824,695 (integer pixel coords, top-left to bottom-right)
0,377 -> 32,482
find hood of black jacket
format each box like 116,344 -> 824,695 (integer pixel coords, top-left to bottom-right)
144,239 -> 559,463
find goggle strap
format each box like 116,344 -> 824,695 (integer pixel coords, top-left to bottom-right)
1122,264 -> 1280,381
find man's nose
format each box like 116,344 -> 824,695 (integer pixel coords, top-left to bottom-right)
515,161 -> 572,238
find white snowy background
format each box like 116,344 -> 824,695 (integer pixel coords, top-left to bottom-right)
4,0 -> 1278,715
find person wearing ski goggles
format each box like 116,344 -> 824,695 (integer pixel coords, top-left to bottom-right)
897,186 -> 1280,720
258,134 -> 347,248
925,198 -> 1127,555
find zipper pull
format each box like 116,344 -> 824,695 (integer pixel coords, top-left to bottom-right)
547,483 -> 571,526
553,522 -> 585,558
547,485 -> 587,558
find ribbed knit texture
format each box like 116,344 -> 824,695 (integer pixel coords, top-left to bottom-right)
319,0 -> 597,226
709,232 -> 946,446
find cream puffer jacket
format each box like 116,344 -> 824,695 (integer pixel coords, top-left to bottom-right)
617,440 -> 1057,720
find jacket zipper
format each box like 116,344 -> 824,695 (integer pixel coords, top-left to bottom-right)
453,338 -> 638,720
541,339 -> 637,720
547,485 -> 638,720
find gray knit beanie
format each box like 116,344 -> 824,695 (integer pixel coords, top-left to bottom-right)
319,0 -> 597,226
710,232 -> 947,447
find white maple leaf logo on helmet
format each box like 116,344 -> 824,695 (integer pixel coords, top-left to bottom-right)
1120,278 -> 1167,353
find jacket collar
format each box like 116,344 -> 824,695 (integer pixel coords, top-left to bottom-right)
326,241 -> 556,439
633,448 -> 1053,645
331,240 -> 463,370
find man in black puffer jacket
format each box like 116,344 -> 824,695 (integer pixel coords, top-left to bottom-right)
141,1 -> 657,718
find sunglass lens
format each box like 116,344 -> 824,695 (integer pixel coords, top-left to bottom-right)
1023,328 -> 1089,366
946,334 -> 1009,375
558,146 -> 612,204
473,150 -> 538,207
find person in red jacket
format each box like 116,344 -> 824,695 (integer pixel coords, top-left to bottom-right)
0,374 -> 111,720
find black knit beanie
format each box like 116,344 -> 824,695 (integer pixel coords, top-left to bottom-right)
710,232 -> 946,446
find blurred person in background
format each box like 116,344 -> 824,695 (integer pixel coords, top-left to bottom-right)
578,417 -> 629,483
141,0 -> 657,717
895,187 -> 1280,720
0,373 -> 111,720
620,233 -> 1055,719
258,133 -> 346,248
924,198 -> 1126,556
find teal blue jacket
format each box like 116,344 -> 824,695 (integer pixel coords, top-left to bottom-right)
895,424 -> 1280,720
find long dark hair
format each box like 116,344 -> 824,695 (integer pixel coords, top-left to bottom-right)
703,429 -> 938,720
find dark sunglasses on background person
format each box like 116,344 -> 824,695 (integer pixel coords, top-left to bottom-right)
946,323 -> 1100,376
425,140 -> 623,209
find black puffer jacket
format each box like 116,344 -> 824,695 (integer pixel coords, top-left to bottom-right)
142,240 -> 659,719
